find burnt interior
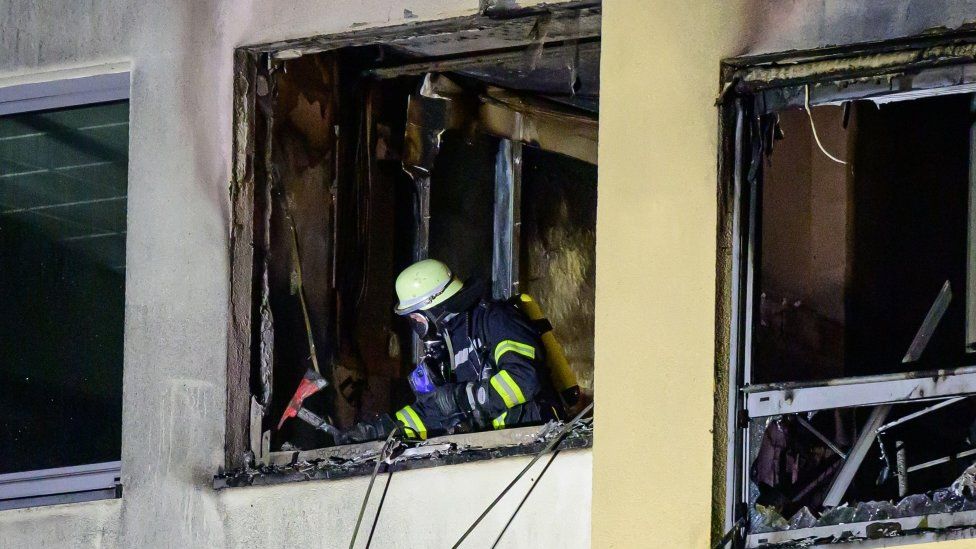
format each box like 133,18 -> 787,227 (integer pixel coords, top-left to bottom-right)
748,93 -> 976,532
757,95 -> 971,385
241,19 -> 600,453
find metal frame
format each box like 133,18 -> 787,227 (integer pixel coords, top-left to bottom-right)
0,462 -> 121,511
747,508 -> 976,548
0,65 -> 129,509
0,64 -> 129,116
718,30 -> 976,546
723,100 -> 747,532
968,94 -> 976,353
821,405 -> 891,507
744,366 -> 976,418
902,280 -> 953,363
492,138 -> 522,300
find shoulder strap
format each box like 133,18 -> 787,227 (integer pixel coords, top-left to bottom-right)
508,294 -> 553,335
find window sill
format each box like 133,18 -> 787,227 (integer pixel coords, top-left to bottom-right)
213,421 -> 592,490
748,508 -> 976,548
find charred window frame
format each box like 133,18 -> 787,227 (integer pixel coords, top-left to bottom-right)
222,3 -> 599,482
715,32 -> 976,547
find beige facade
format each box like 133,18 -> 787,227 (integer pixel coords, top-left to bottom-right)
596,1 -> 976,548
10,0 -> 976,547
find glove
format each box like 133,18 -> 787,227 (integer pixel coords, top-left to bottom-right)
334,414 -> 395,445
427,384 -> 463,418
427,382 -> 487,417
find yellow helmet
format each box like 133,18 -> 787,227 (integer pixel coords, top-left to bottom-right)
394,259 -> 464,315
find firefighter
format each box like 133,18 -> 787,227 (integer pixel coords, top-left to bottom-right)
336,259 -> 559,443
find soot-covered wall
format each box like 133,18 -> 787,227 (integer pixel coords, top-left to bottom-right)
521,146 -> 597,393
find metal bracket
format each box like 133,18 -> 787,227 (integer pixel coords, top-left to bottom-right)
492,138 -> 522,300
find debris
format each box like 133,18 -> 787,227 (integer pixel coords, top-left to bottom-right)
952,461 -> 976,497
822,405 -> 890,507
894,493 -> 933,517
751,415 -> 842,514
215,419 -> 592,489
877,397 -> 966,433
817,504 -> 855,526
852,500 -> 896,522
750,504 -> 788,533
796,414 -> 846,459
788,507 -> 818,530
931,487 -> 976,513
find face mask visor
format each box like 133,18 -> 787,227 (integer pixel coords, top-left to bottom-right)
408,312 -> 431,338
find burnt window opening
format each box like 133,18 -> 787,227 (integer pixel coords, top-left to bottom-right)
226,5 -> 599,473
721,35 -> 976,548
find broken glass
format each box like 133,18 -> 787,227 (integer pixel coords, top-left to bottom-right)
817,504 -> 855,526
851,500 -> 896,522
894,493 -> 933,517
788,506 -> 818,529
750,504 -> 789,533
931,487 -> 976,513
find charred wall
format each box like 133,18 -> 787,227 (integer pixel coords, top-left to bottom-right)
261,54 -> 426,448
429,131 -> 498,284
521,146 -> 597,393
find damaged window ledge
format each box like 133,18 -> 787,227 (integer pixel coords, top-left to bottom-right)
213,422 -> 592,490
749,508 -> 976,548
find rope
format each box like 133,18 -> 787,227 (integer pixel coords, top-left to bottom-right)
349,429 -> 400,549
453,402 -> 594,548
490,450 -> 560,549
365,467 -> 394,548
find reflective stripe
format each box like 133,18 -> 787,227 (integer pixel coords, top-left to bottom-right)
492,412 -> 508,430
493,339 -> 536,364
395,405 -> 427,440
490,370 -> 527,408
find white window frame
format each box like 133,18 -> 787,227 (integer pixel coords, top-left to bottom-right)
0,64 -> 129,510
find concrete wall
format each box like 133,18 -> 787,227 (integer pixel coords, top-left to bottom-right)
0,1 -> 591,548
593,0 -> 976,548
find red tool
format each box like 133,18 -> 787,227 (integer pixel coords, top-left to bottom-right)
277,368 -> 330,430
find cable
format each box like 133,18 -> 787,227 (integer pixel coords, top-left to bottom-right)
452,402 -> 594,548
490,450 -> 560,549
365,467 -> 394,548
804,84 -> 847,165
275,185 -> 322,375
349,429 -> 400,549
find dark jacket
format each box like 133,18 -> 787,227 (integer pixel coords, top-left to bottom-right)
394,298 -> 558,439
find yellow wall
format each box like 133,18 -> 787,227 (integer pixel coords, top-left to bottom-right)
592,2 -> 746,545
592,2 -> 976,548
